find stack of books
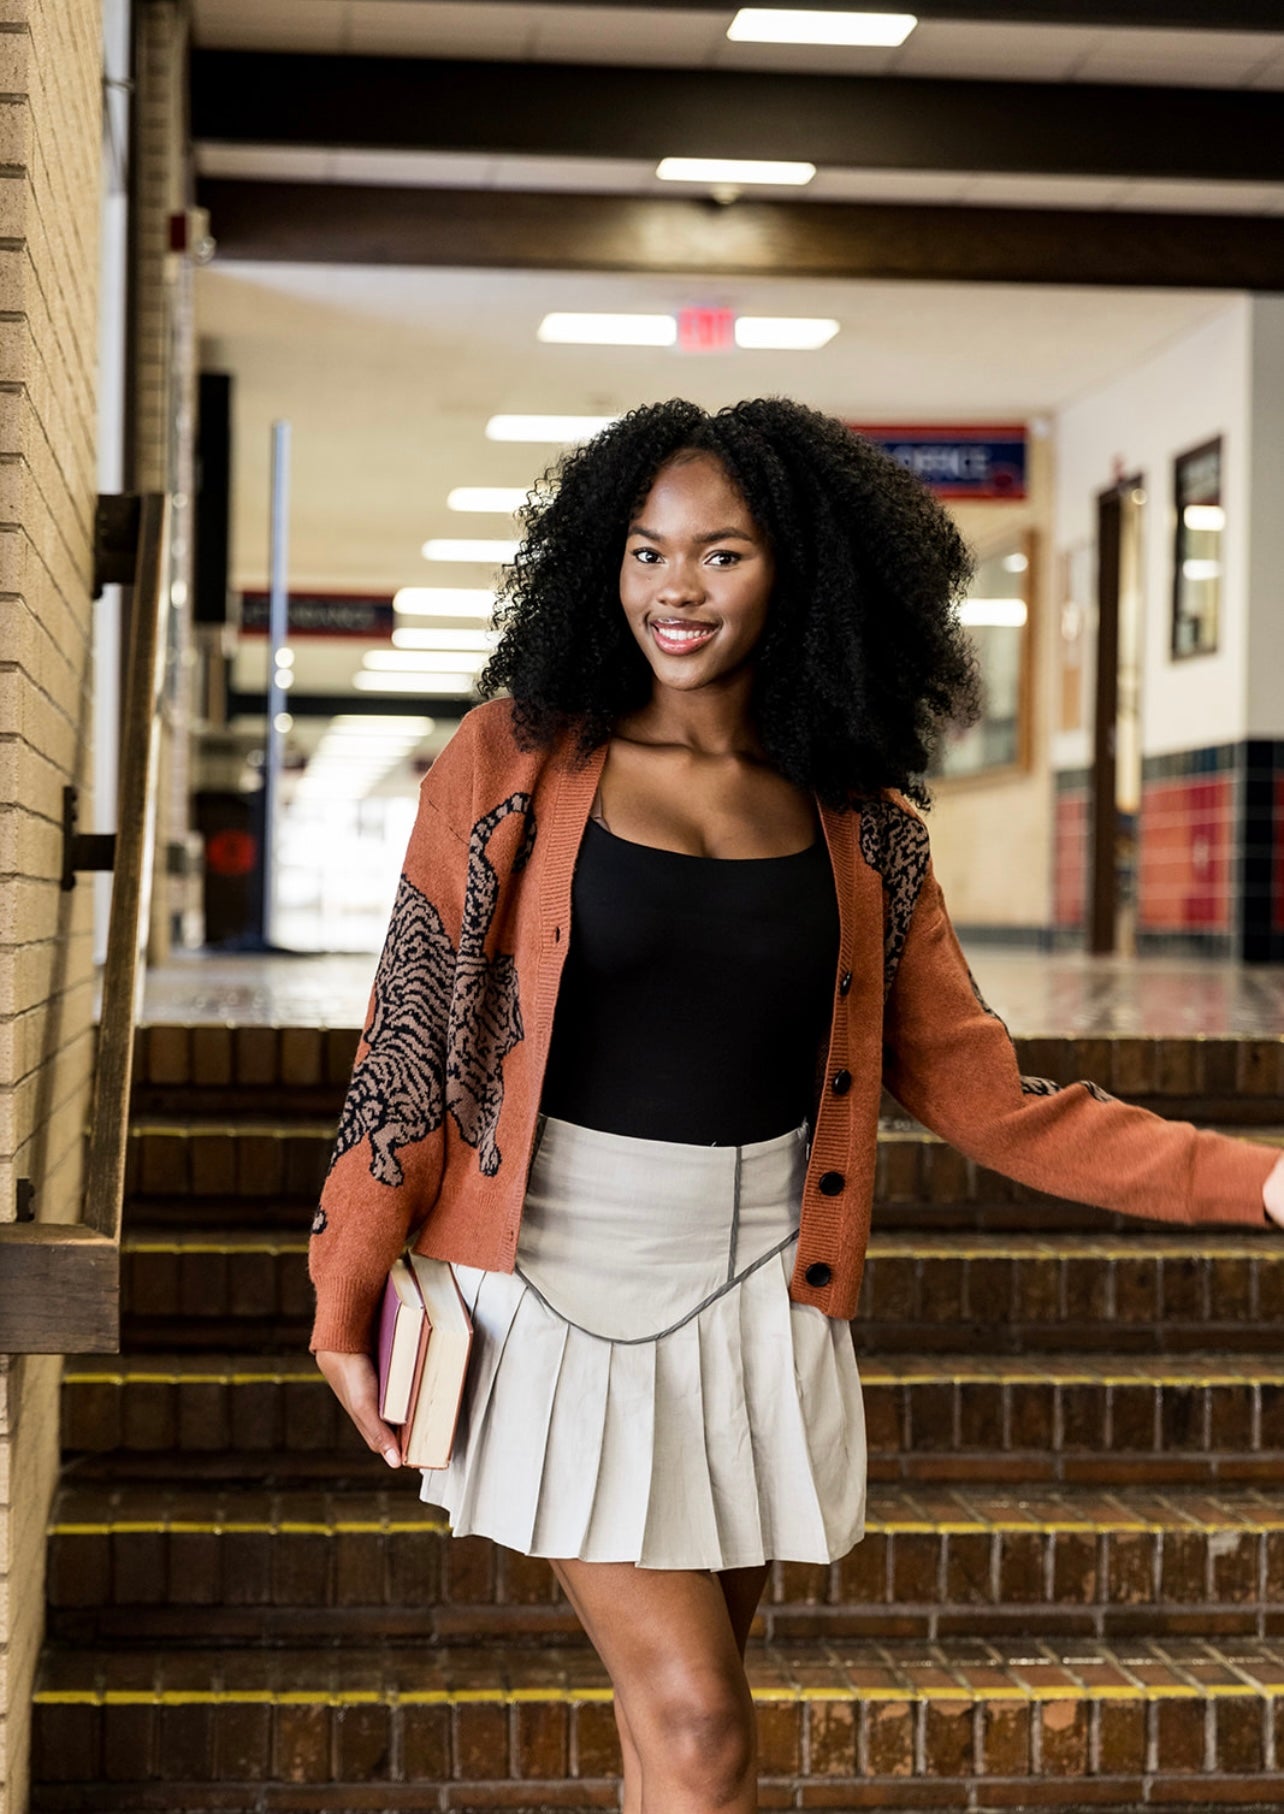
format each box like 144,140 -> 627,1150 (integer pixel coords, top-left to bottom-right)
375,1254 -> 473,1468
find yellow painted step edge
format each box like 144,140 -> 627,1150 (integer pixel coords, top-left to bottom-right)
31,1681 -> 1275,1706
60,1365 -> 1284,1386
47,1515 -> 1284,1537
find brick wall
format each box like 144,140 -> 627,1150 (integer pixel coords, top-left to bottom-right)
0,1 -> 102,1810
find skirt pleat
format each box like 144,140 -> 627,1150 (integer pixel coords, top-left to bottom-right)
417,1114 -> 868,1571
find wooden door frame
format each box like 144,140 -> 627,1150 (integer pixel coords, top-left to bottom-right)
1089,473 -> 1143,954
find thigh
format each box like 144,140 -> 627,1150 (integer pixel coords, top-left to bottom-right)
550,1557 -> 751,1720
717,1561 -> 771,1656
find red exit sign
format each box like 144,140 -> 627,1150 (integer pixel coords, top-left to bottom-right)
677,307 -> 736,352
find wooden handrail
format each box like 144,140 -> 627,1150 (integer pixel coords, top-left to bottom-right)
0,491 -> 170,1353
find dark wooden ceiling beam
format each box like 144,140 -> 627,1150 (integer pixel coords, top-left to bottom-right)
195,179 -> 1284,288
190,51 -> 1284,184
424,0 -> 1284,23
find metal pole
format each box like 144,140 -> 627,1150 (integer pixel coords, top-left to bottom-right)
262,418 -> 290,948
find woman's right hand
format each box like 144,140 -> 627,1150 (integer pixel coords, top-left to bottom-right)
314,1350 -> 403,1468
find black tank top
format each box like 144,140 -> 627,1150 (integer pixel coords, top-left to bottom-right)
539,816 -> 841,1145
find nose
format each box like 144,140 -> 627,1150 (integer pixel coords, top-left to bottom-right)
654,557 -> 706,609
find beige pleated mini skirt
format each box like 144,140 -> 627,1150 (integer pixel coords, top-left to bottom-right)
416,1109 -> 868,1571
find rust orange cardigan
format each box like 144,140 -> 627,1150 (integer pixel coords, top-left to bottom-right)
307,696 -> 1278,1354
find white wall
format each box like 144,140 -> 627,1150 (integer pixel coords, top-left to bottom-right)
1246,295 -> 1284,741
1052,296 -> 1252,770
926,428 -> 1057,930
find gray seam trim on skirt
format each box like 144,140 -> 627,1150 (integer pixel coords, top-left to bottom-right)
512,1226 -> 801,1346
726,1142 -> 743,1285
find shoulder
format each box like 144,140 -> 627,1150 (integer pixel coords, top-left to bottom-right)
879,784 -> 927,825
856,787 -> 932,899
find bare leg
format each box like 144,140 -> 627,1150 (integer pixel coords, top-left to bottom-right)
549,1556 -> 764,1812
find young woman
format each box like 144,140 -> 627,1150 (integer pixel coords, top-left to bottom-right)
311,397 -> 1284,1813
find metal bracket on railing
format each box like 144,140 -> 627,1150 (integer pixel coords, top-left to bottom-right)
61,784 -> 117,890
93,492 -> 143,599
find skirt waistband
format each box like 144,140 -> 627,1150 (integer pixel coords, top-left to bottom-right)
514,1111 -> 811,1342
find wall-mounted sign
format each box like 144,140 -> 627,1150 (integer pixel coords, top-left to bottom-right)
849,424 -> 1027,500
239,591 -> 395,638
677,307 -> 736,352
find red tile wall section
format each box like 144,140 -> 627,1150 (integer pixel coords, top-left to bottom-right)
1138,775 -> 1233,932
1053,791 -> 1088,928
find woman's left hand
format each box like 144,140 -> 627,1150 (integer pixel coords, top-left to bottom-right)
1263,1153 -> 1284,1228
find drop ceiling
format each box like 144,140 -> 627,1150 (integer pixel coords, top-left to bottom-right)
190,1 -> 1284,88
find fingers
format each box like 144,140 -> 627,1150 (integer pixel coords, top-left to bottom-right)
316,1351 -> 404,1468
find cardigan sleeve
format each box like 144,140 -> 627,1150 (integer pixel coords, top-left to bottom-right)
880,850 -> 1280,1231
306,762 -> 471,1355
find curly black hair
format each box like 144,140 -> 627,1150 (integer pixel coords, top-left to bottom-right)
475,396 -> 982,813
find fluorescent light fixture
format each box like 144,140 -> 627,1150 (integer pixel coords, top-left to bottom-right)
421,538 -> 520,563
728,8 -> 916,46
330,713 -> 435,732
485,414 -> 617,443
734,316 -> 839,350
959,599 -> 1028,628
1182,559 -> 1221,581
1183,504 -> 1226,532
364,650 -> 488,674
391,627 -> 498,653
447,487 -> 530,513
656,157 -> 815,186
353,670 -> 479,694
393,587 -> 495,618
538,312 -> 678,346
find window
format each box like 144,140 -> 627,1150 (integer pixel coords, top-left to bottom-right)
931,530 -> 1035,781
1171,436 -> 1222,660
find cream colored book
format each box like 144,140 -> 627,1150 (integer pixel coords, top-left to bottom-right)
396,1253 -> 473,1469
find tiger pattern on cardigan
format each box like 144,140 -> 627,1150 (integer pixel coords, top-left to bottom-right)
858,796 -> 932,1001
312,791 -> 536,1232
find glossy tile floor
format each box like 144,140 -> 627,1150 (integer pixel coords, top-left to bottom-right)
130,945 -> 1284,1036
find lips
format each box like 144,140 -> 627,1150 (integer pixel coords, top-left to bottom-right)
649,617 -> 719,655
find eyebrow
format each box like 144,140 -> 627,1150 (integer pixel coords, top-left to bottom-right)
627,523 -> 756,544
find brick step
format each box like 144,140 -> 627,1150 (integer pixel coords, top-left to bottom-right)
59,1351 -> 1284,1484
43,1482 -> 1284,1645
29,1634 -> 1284,1809
127,1020 -> 1284,1123
120,1229 -> 1284,1355
121,1120 -> 1284,1232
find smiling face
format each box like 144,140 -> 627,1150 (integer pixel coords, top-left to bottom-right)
619,450 -> 775,695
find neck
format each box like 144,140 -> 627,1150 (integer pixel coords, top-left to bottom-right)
623,665 -> 763,759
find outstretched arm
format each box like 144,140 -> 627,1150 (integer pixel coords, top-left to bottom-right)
881,847 -> 1282,1231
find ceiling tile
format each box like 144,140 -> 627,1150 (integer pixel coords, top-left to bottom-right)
1109,178 -> 1284,214
889,19 -> 1107,80
196,143 -> 336,180
345,2 -> 542,58
1071,27 -> 1284,86
330,148 -> 499,187
957,173 -> 1136,209
810,167 -> 975,203
489,153 -> 658,191
711,39 -> 901,75
531,6 -> 725,65
192,0 -> 346,51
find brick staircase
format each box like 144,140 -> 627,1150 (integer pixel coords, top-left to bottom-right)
29,1022 -> 1284,1811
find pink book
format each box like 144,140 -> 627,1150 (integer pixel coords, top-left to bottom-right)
375,1255 -> 472,1468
